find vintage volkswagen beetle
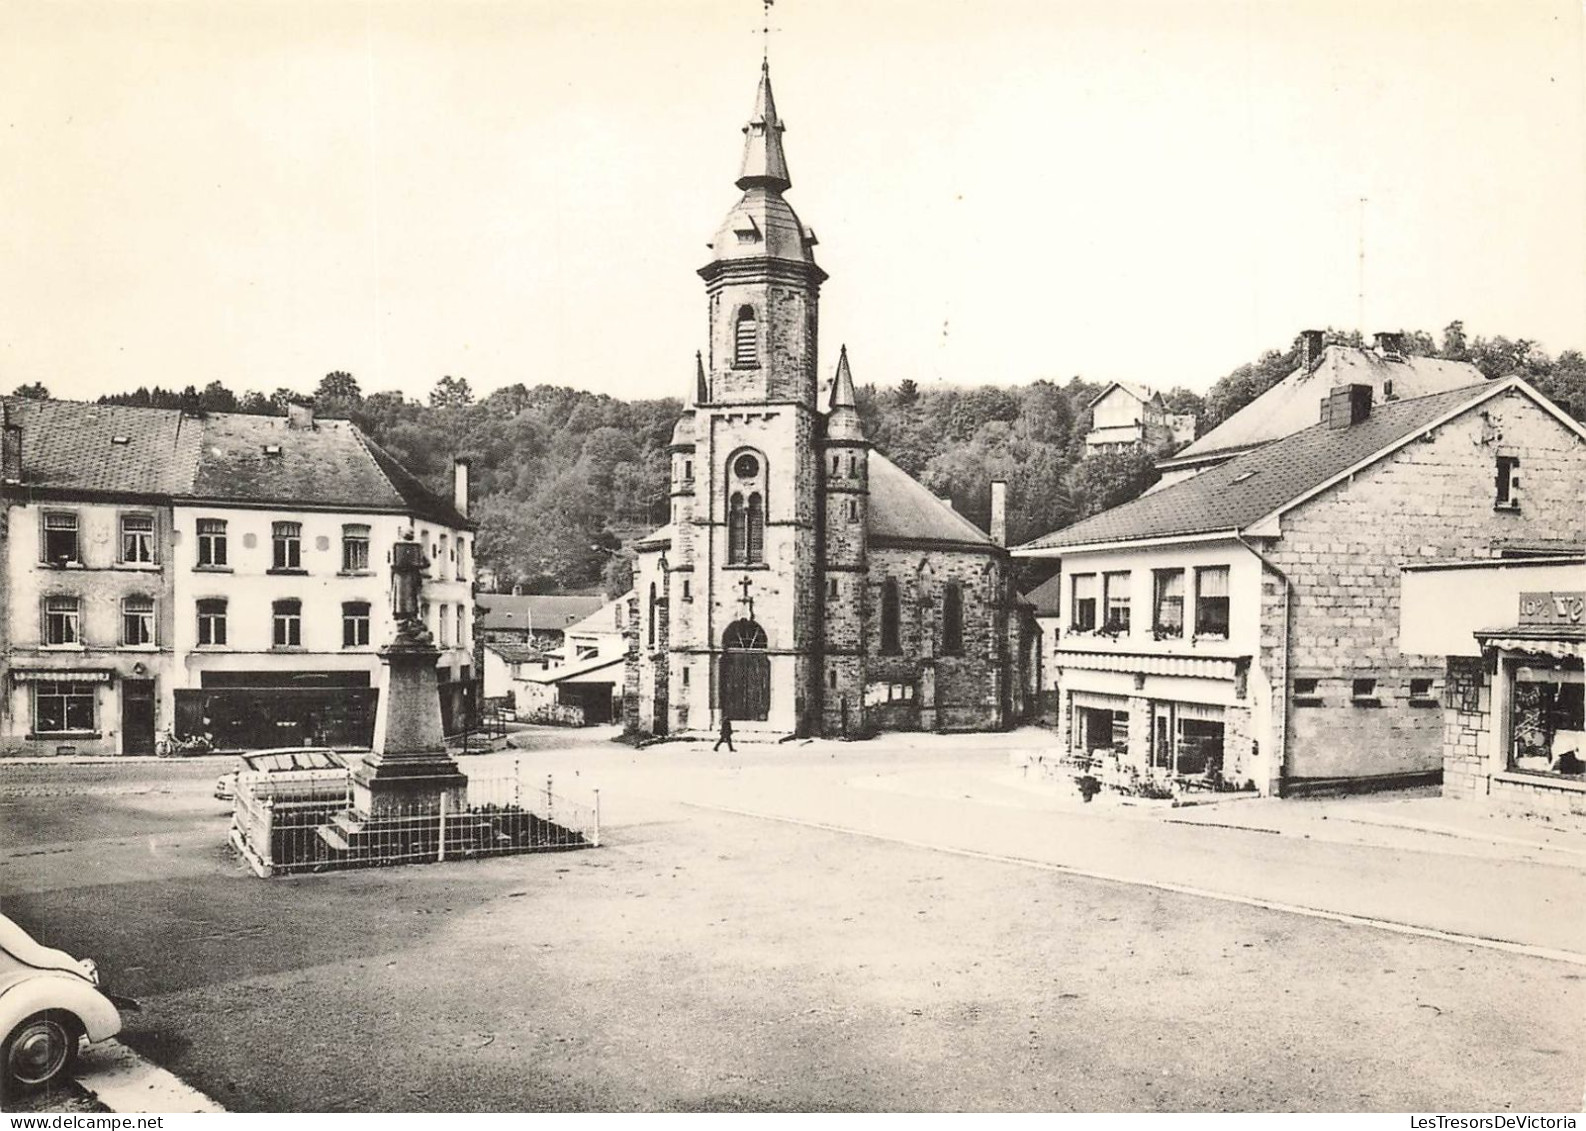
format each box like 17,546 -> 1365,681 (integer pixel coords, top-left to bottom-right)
1,913 -> 133,1093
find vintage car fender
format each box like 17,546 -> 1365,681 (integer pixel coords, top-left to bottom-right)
0,971 -> 123,1044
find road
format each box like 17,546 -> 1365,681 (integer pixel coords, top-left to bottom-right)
1,735 -> 1581,1112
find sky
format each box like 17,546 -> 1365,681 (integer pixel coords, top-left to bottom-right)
3,0 -> 1583,405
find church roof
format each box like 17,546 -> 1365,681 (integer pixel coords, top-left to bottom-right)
1163,345 -> 1485,469
869,453 -> 998,550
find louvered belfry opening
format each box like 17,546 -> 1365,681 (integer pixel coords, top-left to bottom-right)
734,305 -> 758,368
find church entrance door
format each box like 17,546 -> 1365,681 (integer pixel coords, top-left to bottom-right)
721,620 -> 770,721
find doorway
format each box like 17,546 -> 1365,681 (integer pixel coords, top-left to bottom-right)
720,620 -> 770,721
122,680 -> 156,755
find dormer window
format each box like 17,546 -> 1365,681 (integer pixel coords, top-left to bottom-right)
733,306 -> 758,368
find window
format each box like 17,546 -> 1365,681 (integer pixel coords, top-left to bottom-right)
438,604 -> 451,646
832,455 -> 840,475
727,453 -> 767,565
1410,677 -> 1436,704
42,512 -> 79,565
729,493 -> 747,563
827,576 -> 838,599
456,603 -> 467,646
272,599 -> 302,647
196,518 -> 228,567
342,524 -> 371,572
33,681 -> 95,734
122,596 -> 155,646
1103,572 -> 1131,634
272,522 -> 302,570
942,583 -> 964,655
438,534 -> 450,581
43,596 -> 80,646
197,598 -> 227,646
733,306 -> 758,368
1194,567 -> 1230,638
1507,660 -> 1585,778
746,494 -> 764,563
1496,455 -> 1521,510
120,514 -> 155,564
682,579 -> 692,601
1352,677 -> 1379,703
456,538 -> 468,580
880,579 -> 900,653
648,584 -> 657,647
684,460 -> 693,480
1071,574 -> 1097,633
1293,677 -> 1321,706
1152,569 -> 1184,637
343,601 -> 371,648
846,499 -> 858,523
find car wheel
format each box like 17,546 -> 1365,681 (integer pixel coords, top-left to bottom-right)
3,1010 -> 82,1093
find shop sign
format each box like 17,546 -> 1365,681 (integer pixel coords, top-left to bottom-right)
1518,591 -> 1586,626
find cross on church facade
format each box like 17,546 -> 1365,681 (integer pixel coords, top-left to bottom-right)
738,573 -> 755,620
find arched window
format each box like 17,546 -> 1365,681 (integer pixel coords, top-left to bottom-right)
880,580 -> 900,653
728,492 -> 747,564
734,306 -> 758,368
942,583 -> 964,655
746,493 -> 764,564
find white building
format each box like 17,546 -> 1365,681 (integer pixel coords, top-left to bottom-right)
1084,382 -> 1195,454
0,397 -> 475,756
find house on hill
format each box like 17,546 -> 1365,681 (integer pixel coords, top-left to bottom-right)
1014,376 -> 1586,795
623,60 -> 1028,740
0,397 -> 476,755
1084,382 -> 1195,454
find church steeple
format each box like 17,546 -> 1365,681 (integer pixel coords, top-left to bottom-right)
694,350 -> 709,405
828,344 -> 856,410
738,60 -> 791,193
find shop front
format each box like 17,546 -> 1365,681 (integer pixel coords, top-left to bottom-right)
1401,558 -> 1586,822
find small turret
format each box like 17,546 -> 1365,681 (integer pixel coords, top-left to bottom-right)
825,345 -> 865,443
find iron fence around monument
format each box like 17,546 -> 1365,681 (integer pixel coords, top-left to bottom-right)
231,762 -> 601,878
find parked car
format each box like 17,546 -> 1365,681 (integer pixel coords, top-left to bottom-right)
1,913 -> 134,1093
216,747 -> 353,803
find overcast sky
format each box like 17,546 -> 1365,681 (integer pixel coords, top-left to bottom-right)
3,0 -> 1583,405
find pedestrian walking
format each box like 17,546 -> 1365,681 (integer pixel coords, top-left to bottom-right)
713,715 -> 735,753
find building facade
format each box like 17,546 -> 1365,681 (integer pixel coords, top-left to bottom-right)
1016,376 -> 1586,795
623,62 -> 1024,740
1083,382 -> 1194,454
0,398 -> 475,756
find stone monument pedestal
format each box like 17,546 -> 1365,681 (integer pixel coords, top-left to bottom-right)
350,637 -> 467,819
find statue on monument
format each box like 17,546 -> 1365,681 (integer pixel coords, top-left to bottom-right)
389,529 -> 436,651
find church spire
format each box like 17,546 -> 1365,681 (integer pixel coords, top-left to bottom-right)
694,350 -> 709,406
737,60 -> 791,192
829,344 -> 856,410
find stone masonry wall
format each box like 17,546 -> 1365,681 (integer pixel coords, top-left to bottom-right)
1267,389 -> 1586,784
1441,655 -> 1490,800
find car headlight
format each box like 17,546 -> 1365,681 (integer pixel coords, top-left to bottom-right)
79,958 -> 99,985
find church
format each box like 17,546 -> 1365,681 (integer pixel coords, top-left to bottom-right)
623,61 -> 1028,740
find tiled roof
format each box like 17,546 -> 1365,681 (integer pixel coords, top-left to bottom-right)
1018,383 -> 1495,552
1167,347 -> 1485,466
4,397 -> 469,527
1088,381 -> 1157,409
476,594 -> 605,632
3,398 -> 204,497
483,642 -> 553,665
1023,571 -> 1064,617
868,452 -> 998,549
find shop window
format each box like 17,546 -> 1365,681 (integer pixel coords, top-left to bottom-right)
1351,677 -> 1379,705
1152,569 -> 1184,637
33,680 -> 95,734
198,598 -> 228,646
271,521 -> 302,571
120,513 -> 155,564
1077,706 -> 1129,755
1071,574 -> 1097,633
122,596 -> 155,646
1495,456 -> 1521,511
1103,572 -> 1131,634
942,583 -> 964,655
272,599 -> 303,647
880,579 -> 900,653
1293,677 -> 1322,706
1194,566 -> 1230,638
343,601 -> 371,648
43,596 -> 80,646
196,518 -> 228,568
342,524 -> 371,572
42,512 -> 80,566
1508,661 -> 1585,778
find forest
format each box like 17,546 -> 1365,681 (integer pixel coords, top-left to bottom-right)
19,322 -> 1582,598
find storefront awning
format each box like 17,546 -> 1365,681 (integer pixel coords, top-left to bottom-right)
1479,636 -> 1584,661
10,669 -> 114,683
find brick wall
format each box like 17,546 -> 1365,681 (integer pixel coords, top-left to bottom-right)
1268,389 -> 1586,784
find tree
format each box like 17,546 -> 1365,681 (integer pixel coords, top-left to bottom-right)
894,378 -> 919,407
11,382 -> 49,400
1068,447 -> 1160,519
430,375 -> 475,408
1440,320 -> 1469,360
199,381 -> 239,412
316,371 -> 362,403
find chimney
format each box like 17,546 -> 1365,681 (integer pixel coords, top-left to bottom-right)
1297,330 -> 1325,373
1,407 -> 21,484
990,480 -> 1008,547
453,457 -> 471,518
1373,330 -> 1405,358
286,401 -> 315,430
1323,384 -> 1373,429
